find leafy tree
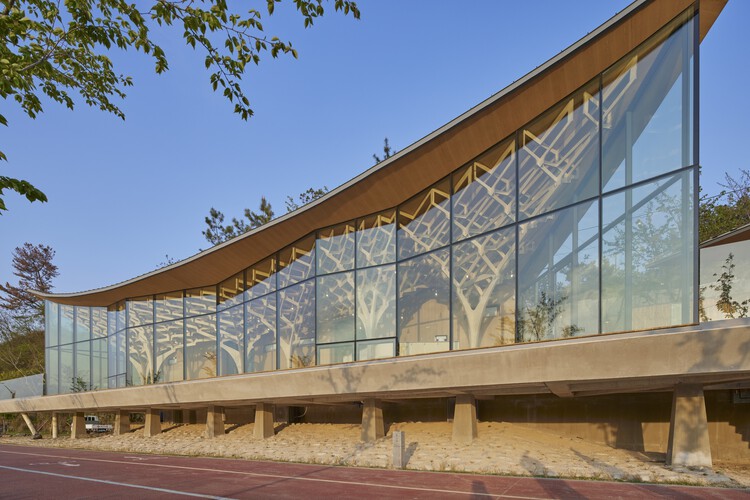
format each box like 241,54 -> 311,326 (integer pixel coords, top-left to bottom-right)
0,0 -> 360,212
710,253 -> 749,319
285,186 -> 328,212
0,242 -> 58,328
372,137 -> 396,164
203,188 -> 326,246
517,291 -> 566,342
700,169 -> 750,242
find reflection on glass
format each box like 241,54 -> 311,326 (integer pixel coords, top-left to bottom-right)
700,241 -> 750,322
218,272 -> 244,311
278,236 -> 315,289
60,305 -> 74,345
128,325 -> 154,386
185,314 -> 216,379
155,319 -> 184,383
398,248 -> 450,355
602,10 -> 695,192
107,333 -> 116,383
156,291 -> 183,323
218,304 -> 244,376
59,343 -> 74,394
453,138 -> 516,241
357,338 -> 395,361
317,343 -> 354,365
398,180 -> 451,259
185,287 -> 216,317
92,338 -> 107,390
75,306 -> 90,342
45,301 -> 59,346
92,307 -> 107,338
317,222 -> 355,274
46,347 -> 59,395
74,341 -> 90,390
357,211 -> 396,268
246,294 -> 276,373
602,171 -> 693,332
519,80 -> 600,220
278,280 -> 315,369
356,264 -> 396,340
245,255 -> 277,299
115,301 -> 126,333
452,228 -> 516,349
518,201 -> 599,341
128,296 -> 154,327
316,272 -> 354,344
116,329 -> 127,387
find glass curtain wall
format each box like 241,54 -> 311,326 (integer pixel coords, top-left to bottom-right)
44,7 -> 698,392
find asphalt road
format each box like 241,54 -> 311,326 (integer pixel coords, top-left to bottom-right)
0,443 -> 746,499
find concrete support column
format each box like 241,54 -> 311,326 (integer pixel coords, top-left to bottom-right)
361,399 -> 384,443
51,413 -> 58,439
667,384 -> 712,468
254,403 -> 274,439
205,406 -> 225,438
71,412 -> 86,439
144,409 -> 161,437
452,395 -> 478,444
21,413 -> 39,438
114,410 -> 130,436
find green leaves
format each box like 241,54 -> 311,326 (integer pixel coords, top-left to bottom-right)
0,175 -> 48,213
0,0 -> 360,212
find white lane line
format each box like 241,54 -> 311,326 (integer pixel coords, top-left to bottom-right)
0,464 -> 234,500
0,448 -> 548,499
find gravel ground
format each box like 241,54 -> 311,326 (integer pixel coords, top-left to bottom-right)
3,420 -> 748,488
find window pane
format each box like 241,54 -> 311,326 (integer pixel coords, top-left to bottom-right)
107,333 -> 117,384
603,10 -> 695,192
245,255 -> 277,299
278,236 -> 316,289
92,307 -> 107,338
518,201 -> 599,341
519,80 -> 600,219
128,325 -> 154,386
278,280 -> 316,369
75,306 -> 90,342
116,329 -> 126,386
398,248 -> 450,355
452,138 -> 516,241
398,179 -> 451,259
317,222 -> 355,274
218,304 -> 244,376
317,343 -> 354,365
155,291 -> 183,322
46,347 -> 59,395
357,211 -> 396,267
185,314 -> 217,380
700,241 -> 750,322
155,319 -> 184,383
114,301 -> 126,332
92,338 -> 107,390
60,305 -> 74,345
185,287 -> 216,317
357,338 -> 396,361
602,171 -> 693,332
452,227 -> 516,349
356,264 -> 396,340
59,343 -> 74,394
218,272 -> 244,311
127,296 -> 154,327
45,301 -> 59,346
316,272 -> 355,344
246,294 -> 277,373
74,341 -> 90,390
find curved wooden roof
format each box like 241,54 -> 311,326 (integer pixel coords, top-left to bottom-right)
40,0 -> 727,307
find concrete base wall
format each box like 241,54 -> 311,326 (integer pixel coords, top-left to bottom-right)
479,391 -> 749,463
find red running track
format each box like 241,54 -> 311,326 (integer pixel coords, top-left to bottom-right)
0,443 -> 746,499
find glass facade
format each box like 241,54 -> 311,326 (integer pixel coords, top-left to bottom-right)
43,8 -> 699,394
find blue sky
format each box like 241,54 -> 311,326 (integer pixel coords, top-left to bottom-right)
1,0 -> 747,293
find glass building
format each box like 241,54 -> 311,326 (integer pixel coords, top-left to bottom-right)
42,7 -> 699,396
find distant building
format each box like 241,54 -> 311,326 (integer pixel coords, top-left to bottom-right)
2,0 -> 745,467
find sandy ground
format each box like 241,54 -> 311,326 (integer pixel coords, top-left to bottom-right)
3,421 -> 749,488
